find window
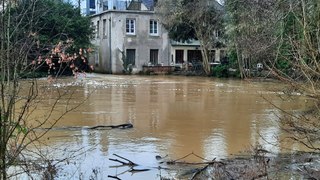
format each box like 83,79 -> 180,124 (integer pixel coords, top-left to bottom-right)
95,50 -> 100,66
150,49 -> 159,65
91,22 -> 95,38
126,49 -> 136,66
214,30 -> 220,38
103,19 -> 107,38
96,20 -> 100,38
89,0 -> 95,8
209,50 -> 216,62
149,20 -> 158,35
187,50 -> 202,62
175,50 -> 184,64
126,19 -> 135,35
103,1 -> 108,10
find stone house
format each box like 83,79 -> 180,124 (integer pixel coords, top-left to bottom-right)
89,0 -> 225,74
89,0 -> 169,74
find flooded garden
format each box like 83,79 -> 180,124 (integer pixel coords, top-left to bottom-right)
18,74 -> 318,179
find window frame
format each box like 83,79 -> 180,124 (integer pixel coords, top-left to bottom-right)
102,19 -> 107,38
126,18 -> 136,35
95,49 -> 100,66
96,20 -> 100,38
149,19 -> 158,36
90,22 -> 96,39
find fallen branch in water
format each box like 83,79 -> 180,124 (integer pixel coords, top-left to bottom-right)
88,123 -> 133,130
109,158 -> 133,166
107,175 -> 121,180
108,154 -> 152,178
129,168 -> 150,172
35,123 -> 133,131
167,161 -> 216,165
163,152 -> 221,179
165,152 -> 217,165
191,164 -> 210,180
109,154 -> 137,166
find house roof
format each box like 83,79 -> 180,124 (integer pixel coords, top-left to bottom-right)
142,0 -> 154,10
127,1 -> 139,10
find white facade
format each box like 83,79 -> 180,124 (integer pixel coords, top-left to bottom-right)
90,10 -> 170,73
89,0 -> 226,74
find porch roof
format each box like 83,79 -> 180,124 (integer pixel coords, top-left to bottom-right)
170,40 -> 200,47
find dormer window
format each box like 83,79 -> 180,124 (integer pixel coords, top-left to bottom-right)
126,19 -> 136,35
149,20 -> 158,36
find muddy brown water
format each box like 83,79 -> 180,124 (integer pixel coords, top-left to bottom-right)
25,74 -> 309,179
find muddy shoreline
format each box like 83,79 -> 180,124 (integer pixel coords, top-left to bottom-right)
162,151 -> 320,179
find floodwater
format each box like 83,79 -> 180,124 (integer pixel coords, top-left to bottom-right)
27,74 -> 308,179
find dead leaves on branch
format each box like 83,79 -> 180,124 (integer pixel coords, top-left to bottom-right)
30,40 -> 94,79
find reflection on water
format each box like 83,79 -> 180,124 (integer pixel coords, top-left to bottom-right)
33,74 -> 307,179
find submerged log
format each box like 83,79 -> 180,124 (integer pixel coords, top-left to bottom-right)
36,123 -> 133,131
87,123 -> 133,130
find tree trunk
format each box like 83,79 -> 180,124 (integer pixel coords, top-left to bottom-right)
0,109 -> 7,180
200,47 -> 211,75
236,45 -> 245,79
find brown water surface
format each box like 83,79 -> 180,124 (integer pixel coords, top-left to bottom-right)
29,74 -> 307,179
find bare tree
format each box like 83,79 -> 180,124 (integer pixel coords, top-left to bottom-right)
226,0 -> 319,150
225,0 -> 279,78
0,0 -> 91,179
156,0 -> 224,75
269,0 -> 320,151
190,0 -> 224,75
